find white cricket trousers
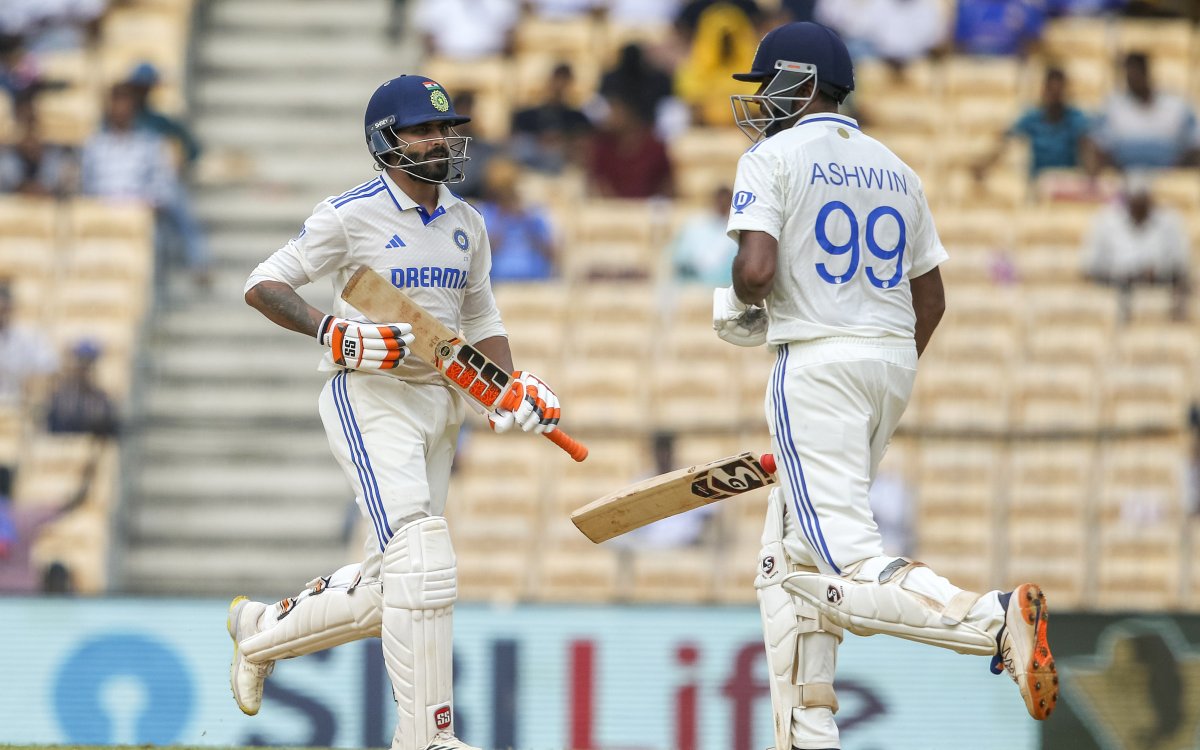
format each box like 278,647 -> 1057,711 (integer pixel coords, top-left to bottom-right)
318,370 -> 467,568
765,337 -> 916,574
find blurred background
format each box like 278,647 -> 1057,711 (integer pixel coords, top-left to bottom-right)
0,0 -> 1198,748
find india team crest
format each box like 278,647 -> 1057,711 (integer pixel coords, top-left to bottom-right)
430,90 -> 450,112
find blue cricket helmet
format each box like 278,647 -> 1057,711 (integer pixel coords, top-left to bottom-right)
730,22 -> 855,142
364,74 -> 471,181
732,21 -> 854,99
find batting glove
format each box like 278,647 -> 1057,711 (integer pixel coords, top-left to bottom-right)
489,371 -> 560,434
318,314 -> 415,371
713,286 -> 767,347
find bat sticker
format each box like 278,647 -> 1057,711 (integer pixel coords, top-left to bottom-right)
690,457 -> 773,499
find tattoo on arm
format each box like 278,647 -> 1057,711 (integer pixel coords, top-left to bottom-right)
246,281 -> 326,338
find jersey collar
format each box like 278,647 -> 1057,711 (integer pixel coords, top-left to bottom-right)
795,112 -> 861,131
379,171 -> 461,223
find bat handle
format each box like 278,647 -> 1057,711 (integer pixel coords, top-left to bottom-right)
547,428 -> 588,462
499,386 -> 589,462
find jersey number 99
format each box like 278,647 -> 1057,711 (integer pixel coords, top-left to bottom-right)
814,201 -> 906,289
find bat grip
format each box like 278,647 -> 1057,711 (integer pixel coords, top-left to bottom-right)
547,428 -> 588,462
499,385 -> 589,462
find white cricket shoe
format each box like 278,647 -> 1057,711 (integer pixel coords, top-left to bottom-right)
227,595 -> 274,716
423,730 -> 482,749
993,583 -> 1057,720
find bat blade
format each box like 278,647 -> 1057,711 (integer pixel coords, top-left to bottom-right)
571,452 -> 776,543
340,266 -> 587,461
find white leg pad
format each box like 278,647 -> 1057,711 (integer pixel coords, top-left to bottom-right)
756,488 -> 842,750
781,557 -> 996,656
241,563 -> 382,663
382,516 -> 457,750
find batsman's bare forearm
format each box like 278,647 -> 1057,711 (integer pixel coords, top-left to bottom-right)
473,335 -> 514,373
732,230 -> 779,304
245,280 -> 326,338
910,267 -> 945,358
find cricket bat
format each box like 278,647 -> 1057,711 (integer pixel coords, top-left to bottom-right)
571,452 -> 777,543
340,266 -> 588,462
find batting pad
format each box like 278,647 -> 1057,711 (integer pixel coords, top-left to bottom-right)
382,516 -> 457,749
240,563 -> 382,662
781,561 -> 997,656
756,489 -> 841,750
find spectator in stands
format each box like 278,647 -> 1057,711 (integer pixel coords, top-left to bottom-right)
510,63 -> 592,175
0,0 -> 105,53
478,159 -> 558,281
599,44 -> 675,128
586,94 -> 674,198
449,91 -> 501,200
675,0 -> 763,41
817,0 -> 946,65
0,281 -> 57,410
953,0 -> 1046,56
674,2 -> 761,126
124,62 -> 202,171
0,462 -> 93,595
1083,173 -> 1190,320
82,83 -> 211,289
0,33 -> 38,96
0,91 -> 77,196
669,185 -> 738,286
973,67 -> 1093,180
45,340 -> 118,437
414,0 -> 519,59
1088,52 -> 1200,171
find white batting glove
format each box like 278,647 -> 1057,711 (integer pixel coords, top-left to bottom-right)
489,371 -> 560,434
713,286 -> 767,347
318,314 -> 415,371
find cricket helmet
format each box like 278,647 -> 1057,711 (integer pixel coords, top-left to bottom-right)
364,75 -> 471,182
730,22 -> 855,142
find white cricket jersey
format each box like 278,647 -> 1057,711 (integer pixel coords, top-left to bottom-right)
246,171 -> 506,384
727,112 -> 948,344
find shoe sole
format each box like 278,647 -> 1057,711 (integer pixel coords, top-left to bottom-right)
1011,583 -> 1057,720
227,596 -> 258,717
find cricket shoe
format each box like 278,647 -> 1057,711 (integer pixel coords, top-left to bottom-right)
991,583 -> 1057,720
227,595 -> 274,716
423,730 -> 482,749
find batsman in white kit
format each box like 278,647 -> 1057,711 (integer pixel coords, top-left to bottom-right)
712,22 -> 1057,750
228,75 -> 563,750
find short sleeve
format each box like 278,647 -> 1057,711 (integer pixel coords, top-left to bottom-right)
1009,110 -> 1035,138
461,222 -> 507,343
245,200 -> 349,291
908,184 -> 949,278
726,146 -> 784,241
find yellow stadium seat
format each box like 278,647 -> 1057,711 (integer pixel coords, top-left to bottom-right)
1011,243 -> 1085,285
1097,438 -> 1186,522
0,195 -> 58,239
559,358 -> 644,430
943,56 -> 1022,99
855,58 -> 938,97
1025,322 -> 1110,366
915,362 -> 1011,431
1011,363 -> 1100,432
534,542 -> 621,602
1096,522 -> 1182,610
1102,362 -> 1191,431
929,321 -> 1020,366
1015,203 -> 1096,247
512,52 -> 600,108
1114,18 -> 1194,59
916,439 -> 1004,520
1023,286 -> 1118,332
936,207 -> 1014,250
0,238 -> 57,281
1151,169 -> 1200,212
68,199 -> 154,240
651,359 -> 741,431
65,239 -> 154,283
1008,442 -> 1094,518
629,547 -> 716,603
455,544 -> 530,603
1113,321 -> 1198,374
1042,17 -> 1112,62
36,89 -> 100,146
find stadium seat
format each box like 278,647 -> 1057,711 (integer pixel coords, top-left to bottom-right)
1011,363 -> 1101,432
514,16 -> 598,57
68,199 -> 155,240
943,57 -> 1022,99
629,547 -> 717,603
1102,362 -> 1191,431
1042,18 -> 1112,63
455,544 -> 530,603
559,358 -> 644,430
1025,321 -> 1110,366
915,363 -> 1011,431
651,359 -> 742,431
534,542 -> 621,602
0,195 -> 58,240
